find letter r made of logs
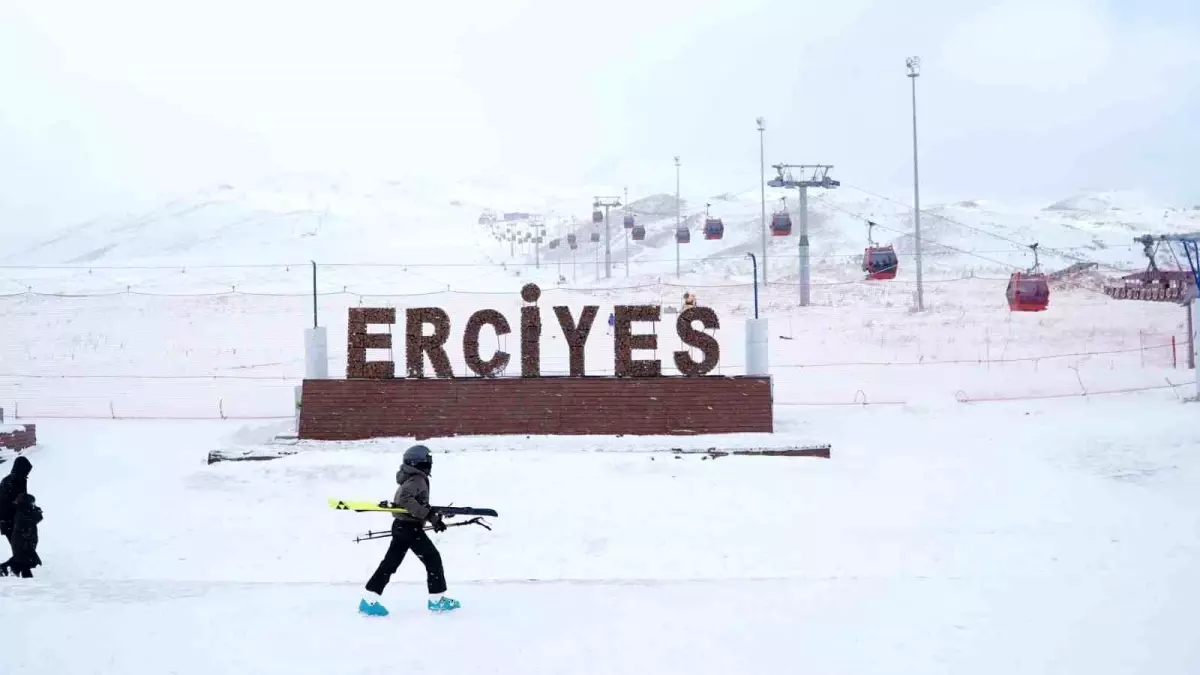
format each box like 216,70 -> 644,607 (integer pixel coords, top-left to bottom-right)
406,307 -> 454,378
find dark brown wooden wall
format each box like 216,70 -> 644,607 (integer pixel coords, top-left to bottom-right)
299,377 -> 772,440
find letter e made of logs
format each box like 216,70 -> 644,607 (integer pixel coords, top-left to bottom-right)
347,307 -> 396,379
613,305 -> 661,377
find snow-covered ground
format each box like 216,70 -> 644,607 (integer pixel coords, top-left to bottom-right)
1,176 -> 1199,673
1,399 -> 1199,674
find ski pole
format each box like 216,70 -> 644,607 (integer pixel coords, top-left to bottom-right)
352,517 -> 492,543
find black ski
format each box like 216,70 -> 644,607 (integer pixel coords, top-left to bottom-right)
434,506 -> 499,518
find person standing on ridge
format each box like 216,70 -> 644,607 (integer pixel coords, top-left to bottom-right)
0,456 -> 32,556
360,444 -> 461,616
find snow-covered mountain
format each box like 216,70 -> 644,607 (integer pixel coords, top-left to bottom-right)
7,175 -> 1197,282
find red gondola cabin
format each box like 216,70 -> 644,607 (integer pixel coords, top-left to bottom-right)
771,211 -> 792,236
862,246 -> 898,280
1006,272 -> 1050,311
631,224 -> 646,241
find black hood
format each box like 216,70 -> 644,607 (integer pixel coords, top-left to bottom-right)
10,456 -> 31,477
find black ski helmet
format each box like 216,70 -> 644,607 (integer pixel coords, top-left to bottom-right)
402,444 -> 433,474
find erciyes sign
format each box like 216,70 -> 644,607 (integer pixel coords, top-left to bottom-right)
346,283 -> 720,379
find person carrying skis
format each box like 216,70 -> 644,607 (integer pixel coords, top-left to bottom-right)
360,444 -> 461,616
0,456 -> 32,556
0,493 -> 42,578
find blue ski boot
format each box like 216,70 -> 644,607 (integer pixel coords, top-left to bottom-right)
359,593 -> 389,617
427,595 -> 461,613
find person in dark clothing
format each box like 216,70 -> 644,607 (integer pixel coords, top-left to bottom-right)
359,444 -> 460,616
0,456 -> 32,556
0,493 -> 41,578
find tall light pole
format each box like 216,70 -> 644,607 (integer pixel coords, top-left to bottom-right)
757,117 -> 767,285
907,55 -> 925,312
593,196 -> 622,280
675,155 -> 682,278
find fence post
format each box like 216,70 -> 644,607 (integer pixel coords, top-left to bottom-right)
1173,336 -> 1178,369
1188,301 -> 1196,370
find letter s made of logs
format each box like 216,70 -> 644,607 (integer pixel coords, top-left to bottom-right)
674,306 -> 720,376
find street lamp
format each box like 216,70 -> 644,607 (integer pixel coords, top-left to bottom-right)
907,55 -> 925,312
757,117 -> 767,285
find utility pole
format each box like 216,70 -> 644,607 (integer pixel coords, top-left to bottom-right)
532,216 -> 543,270
624,187 -> 630,277
675,155 -> 681,278
593,196 -> 622,280
757,117 -> 767,285
1140,233 -> 1200,399
907,56 -> 925,312
768,164 -> 839,307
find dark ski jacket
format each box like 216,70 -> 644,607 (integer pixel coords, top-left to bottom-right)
0,456 -> 31,535
391,464 -> 433,525
9,494 -> 42,569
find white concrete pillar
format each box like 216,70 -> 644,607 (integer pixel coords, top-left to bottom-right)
1193,298 -> 1199,400
294,384 -> 303,433
745,317 -> 769,377
305,327 -> 329,380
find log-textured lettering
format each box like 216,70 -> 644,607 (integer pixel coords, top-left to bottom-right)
614,305 -> 661,377
674,306 -> 720,376
521,284 -> 542,377
406,307 -> 453,378
347,307 -> 396,379
463,309 -> 511,377
554,305 -> 599,376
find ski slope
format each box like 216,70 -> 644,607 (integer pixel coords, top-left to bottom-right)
1,175 -> 1199,673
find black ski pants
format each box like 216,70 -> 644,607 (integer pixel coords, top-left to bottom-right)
365,521 -> 447,596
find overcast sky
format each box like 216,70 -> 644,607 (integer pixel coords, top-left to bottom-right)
1,0 -> 1197,230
